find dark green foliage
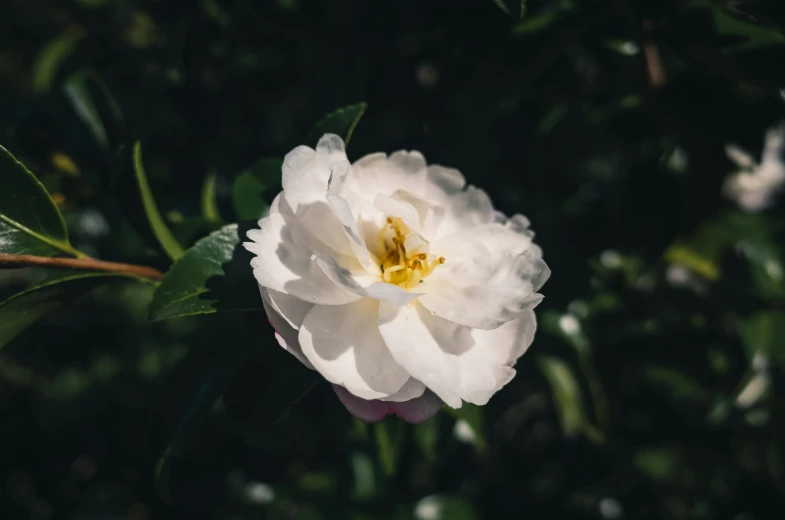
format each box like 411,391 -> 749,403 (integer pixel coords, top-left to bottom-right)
2,0 -> 785,519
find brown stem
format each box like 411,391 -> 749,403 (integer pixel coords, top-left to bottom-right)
0,253 -> 163,281
642,19 -> 667,89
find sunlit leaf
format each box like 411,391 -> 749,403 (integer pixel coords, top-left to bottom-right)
0,145 -> 79,257
148,223 -> 261,321
305,103 -> 367,147
201,172 -> 222,224
132,142 -> 185,261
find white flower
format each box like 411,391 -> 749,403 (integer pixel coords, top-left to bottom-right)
244,134 -> 549,422
723,122 -> 785,212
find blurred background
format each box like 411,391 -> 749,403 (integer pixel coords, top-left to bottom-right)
2,0 -> 785,518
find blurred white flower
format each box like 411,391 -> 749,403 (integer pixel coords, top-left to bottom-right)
723,122 -> 785,212
452,419 -> 476,444
245,134 -> 549,423
558,314 -> 581,336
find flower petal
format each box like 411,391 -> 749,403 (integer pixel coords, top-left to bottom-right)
378,301 -> 466,408
282,134 -> 348,214
261,288 -> 314,369
263,288 -> 313,330
381,377 -> 426,402
434,186 -> 495,238
379,301 -> 526,408
332,384 -> 441,424
418,223 -> 549,329
332,385 -> 389,423
299,299 -> 411,400
244,213 -> 359,305
350,150 -> 428,197
314,254 -> 420,306
390,391 -> 442,424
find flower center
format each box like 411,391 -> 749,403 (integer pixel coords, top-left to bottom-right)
378,217 -> 444,289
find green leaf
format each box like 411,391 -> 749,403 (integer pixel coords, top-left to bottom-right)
642,366 -> 708,404
232,158 -> 283,221
413,415 -> 439,463
305,103 -> 367,147
63,70 -> 126,182
712,8 -> 785,52
0,272 -> 137,349
537,355 -> 604,443
374,418 -> 405,476
32,26 -> 85,94
222,343 -> 320,446
148,222 -> 261,321
132,142 -> 185,261
634,447 -> 678,482
201,172 -> 222,224
0,145 -> 79,257
739,311 -> 785,364
151,335 -> 257,504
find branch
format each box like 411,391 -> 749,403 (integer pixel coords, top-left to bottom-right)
0,253 -> 164,281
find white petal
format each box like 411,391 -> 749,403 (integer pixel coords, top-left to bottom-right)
350,150 -> 428,197
299,299 -> 411,400
261,288 -> 314,369
419,223 -> 549,329
471,309 -> 537,367
379,302 -> 526,408
725,144 -> 756,170
381,377 -> 426,402
263,288 -> 313,329
378,302 -> 466,408
434,186 -> 495,238
314,254 -> 420,306
426,165 -> 466,198
282,134 -> 348,213
244,213 -> 358,305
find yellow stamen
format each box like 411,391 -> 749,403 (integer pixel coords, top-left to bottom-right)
378,217 -> 445,289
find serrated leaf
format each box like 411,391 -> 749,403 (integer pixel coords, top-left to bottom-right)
305,103 -> 367,147
148,222 -> 261,321
132,142 -> 185,261
232,158 -> 283,221
0,145 -> 78,257
0,272 -> 137,349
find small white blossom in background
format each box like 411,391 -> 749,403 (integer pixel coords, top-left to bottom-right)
665,263 -> 708,295
598,497 -> 623,519
244,482 -> 275,504
245,134 -> 549,423
558,314 -> 581,336
723,122 -> 785,212
414,496 -> 442,520
452,419 -> 476,444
